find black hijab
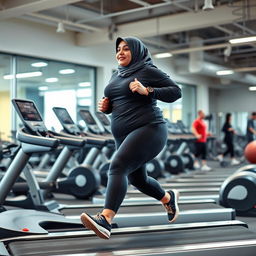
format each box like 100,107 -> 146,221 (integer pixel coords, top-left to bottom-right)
116,36 -> 154,77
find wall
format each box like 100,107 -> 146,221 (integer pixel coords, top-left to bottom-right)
210,87 -> 256,113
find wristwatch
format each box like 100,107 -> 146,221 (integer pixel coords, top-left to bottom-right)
146,86 -> 154,95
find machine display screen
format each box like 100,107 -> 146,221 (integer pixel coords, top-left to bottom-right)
16,100 -> 43,121
95,112 -> 110,126
79,110 -> 97,125
53,107 -> 75,125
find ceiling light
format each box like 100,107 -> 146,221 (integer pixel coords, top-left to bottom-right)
38,86 -> 48,91
216,70 -> 234,76
229,36 -> 256,44
45,77 -> 58,83
202,0 -> 214,11
154,52 -> 173,59
56,21 -> 65,33
78,82 -> 91,87
59,69 -> 75,74
3,71 -> 42,79
249,86 -> 256,91
31,62 -> 48,67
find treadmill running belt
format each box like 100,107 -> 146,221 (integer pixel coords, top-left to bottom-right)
8,226 -> 256,256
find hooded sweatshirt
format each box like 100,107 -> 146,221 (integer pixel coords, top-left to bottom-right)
104,36 -> 182,138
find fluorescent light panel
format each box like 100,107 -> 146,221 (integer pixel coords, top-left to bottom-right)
31,62 -> 48,67
154,52 -> 173,59
216,70 -> 234,76
3,71 -> 42,79
59,69 -> 75,74
249,86 -> 256,91
229,36 -> 256,44
39,86 -> 48,91
78,82 -> 91,87
45,77 -> 58,83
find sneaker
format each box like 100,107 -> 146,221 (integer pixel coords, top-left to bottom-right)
194,161 -> 200,169
80,212 -> 111,239
201,165 -> 212,171
164,189 -> 180,223
231,158 -> 240,166
217,154 -> 223,162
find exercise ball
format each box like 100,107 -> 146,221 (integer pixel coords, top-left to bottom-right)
244,141 -> 256,164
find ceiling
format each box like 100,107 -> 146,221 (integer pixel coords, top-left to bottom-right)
0,0 -> 256,87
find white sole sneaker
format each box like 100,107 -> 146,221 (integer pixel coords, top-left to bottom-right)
80,213 -> 111,240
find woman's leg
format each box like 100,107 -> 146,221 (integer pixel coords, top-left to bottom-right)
223,141 -> 231,157
104,123 -> 168,220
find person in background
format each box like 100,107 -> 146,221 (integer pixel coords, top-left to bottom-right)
217,113 -> 240,166
246,112 -> 256,143
80,36 -> 182,239
191,110 -> 212,171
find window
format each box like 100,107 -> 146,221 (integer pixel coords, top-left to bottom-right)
158,83 -> 196,129
0,53 -> 11,141
0,54 -> 96,137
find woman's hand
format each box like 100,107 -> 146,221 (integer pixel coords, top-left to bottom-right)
129,78 -> 149,96
98,97 -> 110,113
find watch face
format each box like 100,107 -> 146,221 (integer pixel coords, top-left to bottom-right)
148,87 -> 154,92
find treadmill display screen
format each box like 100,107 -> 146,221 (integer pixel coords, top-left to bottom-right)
16,101 -> 42,121
95,112 -> 110,126
53,108 -> 75,125
79,110 -> 97,125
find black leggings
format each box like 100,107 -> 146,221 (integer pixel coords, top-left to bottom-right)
104,123 -> 167,213
223,140 -> 234,158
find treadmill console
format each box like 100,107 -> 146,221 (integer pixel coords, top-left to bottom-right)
52,107 -> 81,135
79,109 -> 102,134
95,111 -> 111,134
12,99 -> 48,134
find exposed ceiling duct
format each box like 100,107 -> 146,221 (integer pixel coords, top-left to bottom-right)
174,58 -> 256,87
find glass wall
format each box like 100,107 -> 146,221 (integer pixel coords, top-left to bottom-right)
0,53 -> 96,138
158,83 -> 196,129
0,53 -> 11,141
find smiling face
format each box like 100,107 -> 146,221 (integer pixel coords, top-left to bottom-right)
116,40 -> 132,67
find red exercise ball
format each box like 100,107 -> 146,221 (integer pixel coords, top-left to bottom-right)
244,141 -> 256,164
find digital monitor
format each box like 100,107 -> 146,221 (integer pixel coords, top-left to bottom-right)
53,107 -> 75,125
12,98 -> 47,133
79,109 -> 97,125
95,112 -> 110,126
15,100 -> 42,122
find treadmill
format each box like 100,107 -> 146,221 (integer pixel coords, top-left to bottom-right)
1,100 -> 256,255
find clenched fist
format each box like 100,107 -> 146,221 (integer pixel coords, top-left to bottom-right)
98,97 -> 110,113
129,78 -> 149,96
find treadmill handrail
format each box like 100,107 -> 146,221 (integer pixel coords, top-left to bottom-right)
17,128 -> 59,148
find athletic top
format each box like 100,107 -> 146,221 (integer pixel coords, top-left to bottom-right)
193,118 -> 207,143
222,122 -> 234,143
246,118 -> 255,141
103,36 -> 181,138
104,67 -> 181,137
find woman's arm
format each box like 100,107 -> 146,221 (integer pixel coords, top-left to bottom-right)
143,67 -> 182,103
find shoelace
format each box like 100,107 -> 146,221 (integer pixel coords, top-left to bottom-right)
164,203 -> 174,214
94,213 -> 105,221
